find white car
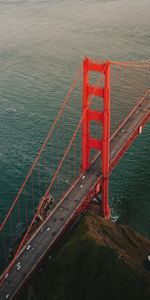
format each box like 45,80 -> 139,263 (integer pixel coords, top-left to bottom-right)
5,294 -> 10,299
46,227 -> 50,232
26,245 -> 31,250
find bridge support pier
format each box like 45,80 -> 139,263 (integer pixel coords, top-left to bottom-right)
81,57 -> 110,218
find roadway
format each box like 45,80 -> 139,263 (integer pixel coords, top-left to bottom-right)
0,93 -> 149,300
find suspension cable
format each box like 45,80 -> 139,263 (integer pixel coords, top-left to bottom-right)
0,62 -> 108,284
0,65 -> 82,233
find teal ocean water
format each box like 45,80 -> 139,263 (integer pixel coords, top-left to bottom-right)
0,0 -> 149,240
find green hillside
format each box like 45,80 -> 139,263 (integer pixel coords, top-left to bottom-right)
20,211 -> 150,300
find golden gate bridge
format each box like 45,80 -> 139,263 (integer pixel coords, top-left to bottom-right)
0,57 -> 150,299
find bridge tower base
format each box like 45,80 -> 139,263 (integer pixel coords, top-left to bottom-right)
81,57 -> 110,218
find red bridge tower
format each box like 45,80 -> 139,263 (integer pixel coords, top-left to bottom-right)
81,57 -> 110,218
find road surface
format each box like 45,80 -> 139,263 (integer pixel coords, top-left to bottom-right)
0,94 -> 149,300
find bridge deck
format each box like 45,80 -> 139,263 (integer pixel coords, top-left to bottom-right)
0,94 -> 150,300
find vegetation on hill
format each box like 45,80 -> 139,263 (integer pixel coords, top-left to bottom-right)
20,210 -> 150,300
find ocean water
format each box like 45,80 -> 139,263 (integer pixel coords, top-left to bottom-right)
0,0 -> 149,240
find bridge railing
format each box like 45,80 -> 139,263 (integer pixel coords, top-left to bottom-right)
0,58 -> 150,280
0,66 -> 83,273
